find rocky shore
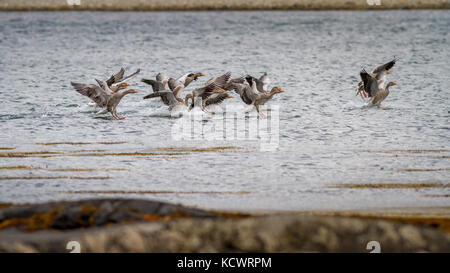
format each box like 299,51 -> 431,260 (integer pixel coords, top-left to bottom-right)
0,198 -> 449,253
0,0 -> 449,11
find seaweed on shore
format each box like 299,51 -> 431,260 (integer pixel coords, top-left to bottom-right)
0,200 -> 249,232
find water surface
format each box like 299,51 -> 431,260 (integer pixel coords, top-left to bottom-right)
0,11 -> 449,211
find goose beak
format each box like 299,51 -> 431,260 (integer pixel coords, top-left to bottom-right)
392,82 -> 397,86
386,71 -> 391,74
227,95 -> 233,98
279,88 -> 284,92
200,73 -> 205,77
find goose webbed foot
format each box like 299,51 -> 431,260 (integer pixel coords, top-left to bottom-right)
112,112 -> 126,120
358,90 -> 367,99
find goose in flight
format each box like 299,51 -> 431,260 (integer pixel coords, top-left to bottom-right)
142,77 -> 187,105
91,80 -> 130,113
71,80 -> 137,120
231,76 -> 284,118
143,87 -> 189,112
357,59 -> 396,98
188,72 -> 231,113
359,69 -> 397,109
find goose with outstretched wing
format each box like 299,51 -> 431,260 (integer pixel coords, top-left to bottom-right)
359,69 -> 397,109
357,59 -> 396,98
71,80 -> 137,120
230,77 -> 283,118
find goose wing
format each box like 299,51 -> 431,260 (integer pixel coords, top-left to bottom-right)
141,79 -> 165,92
172,85 -> 185,100
360,69 -> 380,97
208,72 -> 232,89
71,82 -> 110,108
245,75 -> 264,93
119,68 -> 141,83
372,59 -> 396,74
242,80 -> 260,102
205,93 -> 231,106
144,91 -> 179,108
259,73 -> 271,92
105,68 -> 125,87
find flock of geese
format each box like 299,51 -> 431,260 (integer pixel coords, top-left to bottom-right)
70,59 -> 397,120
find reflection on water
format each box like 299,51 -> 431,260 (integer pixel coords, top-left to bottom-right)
0,10 -> 449,211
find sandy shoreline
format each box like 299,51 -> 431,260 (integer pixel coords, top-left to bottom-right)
0,0 -> 449,11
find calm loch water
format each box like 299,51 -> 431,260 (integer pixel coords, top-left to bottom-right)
0,11 -> 448,211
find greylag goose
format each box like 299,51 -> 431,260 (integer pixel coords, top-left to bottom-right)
360,69 -> 397,108
92,80 -> 130,113
141,73 -> 172,105
357,59 -> 396,98
71,81 -> 138,120
188,72 -> 231,113
143,79 -> 186,105
231,77 -> 283,118
105,67 -> 141,92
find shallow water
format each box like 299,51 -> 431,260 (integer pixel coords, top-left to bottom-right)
0,11 -> 449,211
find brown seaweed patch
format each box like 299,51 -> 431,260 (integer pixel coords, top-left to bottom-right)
0,176 -> 111,180
359,149 -> 450,154
0,203 -> 244,232
0,208 -> 61,232
156,146 -> 241,153
0,165 -> 128,172
329,183 -> 449,189
49,168 -> 129,172
385,155 -> 450,159
37,142 -> 91,146
37,141 -> 126,146
66,149 -> 107,153
0,147 -> 15,150
0,165 -> 38,170
394,168 -> 450,172
0,151 -> 185,158
0,151 -> 64,158
0,203 -> 12,210
62,190 -> 251,195
69,152 -> 185,157
424,194 -> 450,198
